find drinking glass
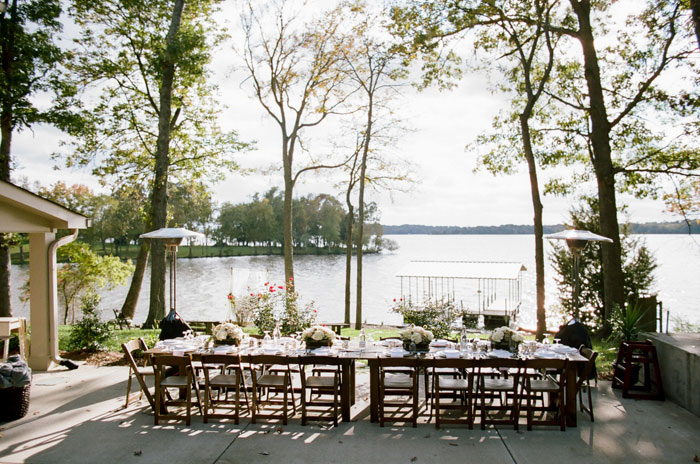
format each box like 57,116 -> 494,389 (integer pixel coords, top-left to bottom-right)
263,330 -> 272,347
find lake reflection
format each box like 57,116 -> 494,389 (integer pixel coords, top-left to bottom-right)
9,234 -> 700,330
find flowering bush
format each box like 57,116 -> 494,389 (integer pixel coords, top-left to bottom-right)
249,278 -> 317,335
226,292 -> 256,326
212,322 -> 245,346
489,326 -> 524,348
392,299 -> 456,339
301,325 -> 336,346
399,324 -> 434,346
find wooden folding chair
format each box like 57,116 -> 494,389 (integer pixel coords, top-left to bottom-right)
522,358 -> 567,431
475,358 -> 523,430
200,354 -> 247,424
377,357 -> 420,428
299,355 -> 342,426
122,338 -> 154,409
247,355 -> 297,425
153,355 -> 201,426
432,357 -> 476,429
578,346 -> 598,422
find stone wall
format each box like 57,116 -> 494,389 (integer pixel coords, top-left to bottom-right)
647,333 -> 700,417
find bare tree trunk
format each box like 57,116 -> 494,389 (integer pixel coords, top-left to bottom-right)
344,194 -> 354,325
0,3 -> 15,318
691,0 -> 700,48
120,239 -> 150,320
0,245 -> 10,318
355,101 -> 372,330
571,0 -> 625,333
144,0 -> 184,328
520,114 -> 546,339
282,137 -> 295,285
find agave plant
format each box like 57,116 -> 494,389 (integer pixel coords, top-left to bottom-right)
608,302 -> 647,343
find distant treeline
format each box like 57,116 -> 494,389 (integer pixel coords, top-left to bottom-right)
384,221 -> 700,235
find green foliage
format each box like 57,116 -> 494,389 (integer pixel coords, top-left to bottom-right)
249,280 -> 317,336
63,0 -> 247,188
56,241 -> 135,324
391,299 -> 457,339
608,303 -> 647,344
550,197 -> 657,334
0,0 -> 80,137
67,293 -> 112,352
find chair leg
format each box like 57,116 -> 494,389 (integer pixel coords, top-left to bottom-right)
283,374 -> 289,426
587,383 -> 594,422
235,383 -> 241,425
125,373 -> 133,408
251,384 -> 258,424
333,383 -> 339,427
434,376 -> 441,430
203,386 -> 210,424
413,379 -> 418,428
186,380 -> 192,426
379,383 -> 385,428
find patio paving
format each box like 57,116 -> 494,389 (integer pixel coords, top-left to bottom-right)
1,363 -> 699,464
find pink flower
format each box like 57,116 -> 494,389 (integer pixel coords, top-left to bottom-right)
278,285 -> 284,289
228,294 -> 233,300
250,293 -> 254,297
393,298 -> 396,302
264,282 -> 269,286
289,277 -> 293,281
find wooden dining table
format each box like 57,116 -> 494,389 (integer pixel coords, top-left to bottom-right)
147,343 -> 587,427
365,352 -> 588,427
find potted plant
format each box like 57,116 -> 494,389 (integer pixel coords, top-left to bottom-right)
610,302 -> 647,386
399,325 -> 434,352
302,325 -> 336,349
211,322 -> 245,346
488,326 -> 524,353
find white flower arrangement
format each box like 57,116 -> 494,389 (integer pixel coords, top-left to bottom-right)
212,322 -> 245,346
301,325 -> 336,345
488,326 -> 524,345
399,325 -> 434,345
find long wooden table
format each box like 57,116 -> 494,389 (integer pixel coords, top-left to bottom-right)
366,353 -> 587,427
146,346 -> 587,427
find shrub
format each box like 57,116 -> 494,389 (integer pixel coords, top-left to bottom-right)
249,279 -> 317,335
392,298 -> 457,339
67,293 -> 112,352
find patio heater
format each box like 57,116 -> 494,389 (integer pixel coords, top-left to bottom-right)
140,227 -> 204,337
545,229 -> 613,319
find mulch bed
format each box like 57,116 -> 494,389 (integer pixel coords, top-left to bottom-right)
60,350 -> 127,367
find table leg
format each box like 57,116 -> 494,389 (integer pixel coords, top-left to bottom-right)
350,360 -> 356,405
565,364 -> 578,427
369,359 -> 379,423
341,360 -> 352,421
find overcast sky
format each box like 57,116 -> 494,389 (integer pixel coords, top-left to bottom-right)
9,1 -> 676,228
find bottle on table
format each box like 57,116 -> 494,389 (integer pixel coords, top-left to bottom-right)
359,328 -> 366,349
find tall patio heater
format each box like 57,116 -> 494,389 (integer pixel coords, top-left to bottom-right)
545,229 -> 613,319
140,227 -> 204,337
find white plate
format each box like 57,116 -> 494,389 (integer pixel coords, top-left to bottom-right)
431,340 -> 448,347
549,344 -> 578,354
488,349 -> 513,359
534,350 -> 563,359
443,349 -> 461,359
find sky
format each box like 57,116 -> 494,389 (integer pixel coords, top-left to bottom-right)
9,1 -> 677,228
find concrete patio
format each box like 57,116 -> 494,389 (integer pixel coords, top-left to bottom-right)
1,363 -> 699,464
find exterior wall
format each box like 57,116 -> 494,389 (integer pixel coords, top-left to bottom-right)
28,232 -> 56,371
647,333 -> 700,417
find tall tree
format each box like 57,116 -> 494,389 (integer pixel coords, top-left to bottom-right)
472,1 -> 559,339
339,3 -> 416,329
0,0 -> 79,317
66,0 -> 246,327
240,0 -> 351,285
391,0 -> 698,332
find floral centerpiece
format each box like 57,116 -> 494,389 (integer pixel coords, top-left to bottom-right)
489,326 -> 524,353
301,325 -> 336,349
399,324 -> 434,352
211,322 -> 245,346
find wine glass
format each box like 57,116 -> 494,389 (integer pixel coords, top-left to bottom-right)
263,330 -> 272,347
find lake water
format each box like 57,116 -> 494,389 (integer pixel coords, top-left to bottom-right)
9,234 -> 700,330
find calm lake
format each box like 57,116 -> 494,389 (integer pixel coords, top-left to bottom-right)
9,234 -> 700,330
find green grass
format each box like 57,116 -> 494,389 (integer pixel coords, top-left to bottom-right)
58,325 -> 160,352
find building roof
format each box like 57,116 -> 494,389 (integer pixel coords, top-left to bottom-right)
396,260 -> 526,281
0,180 -> 90,233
